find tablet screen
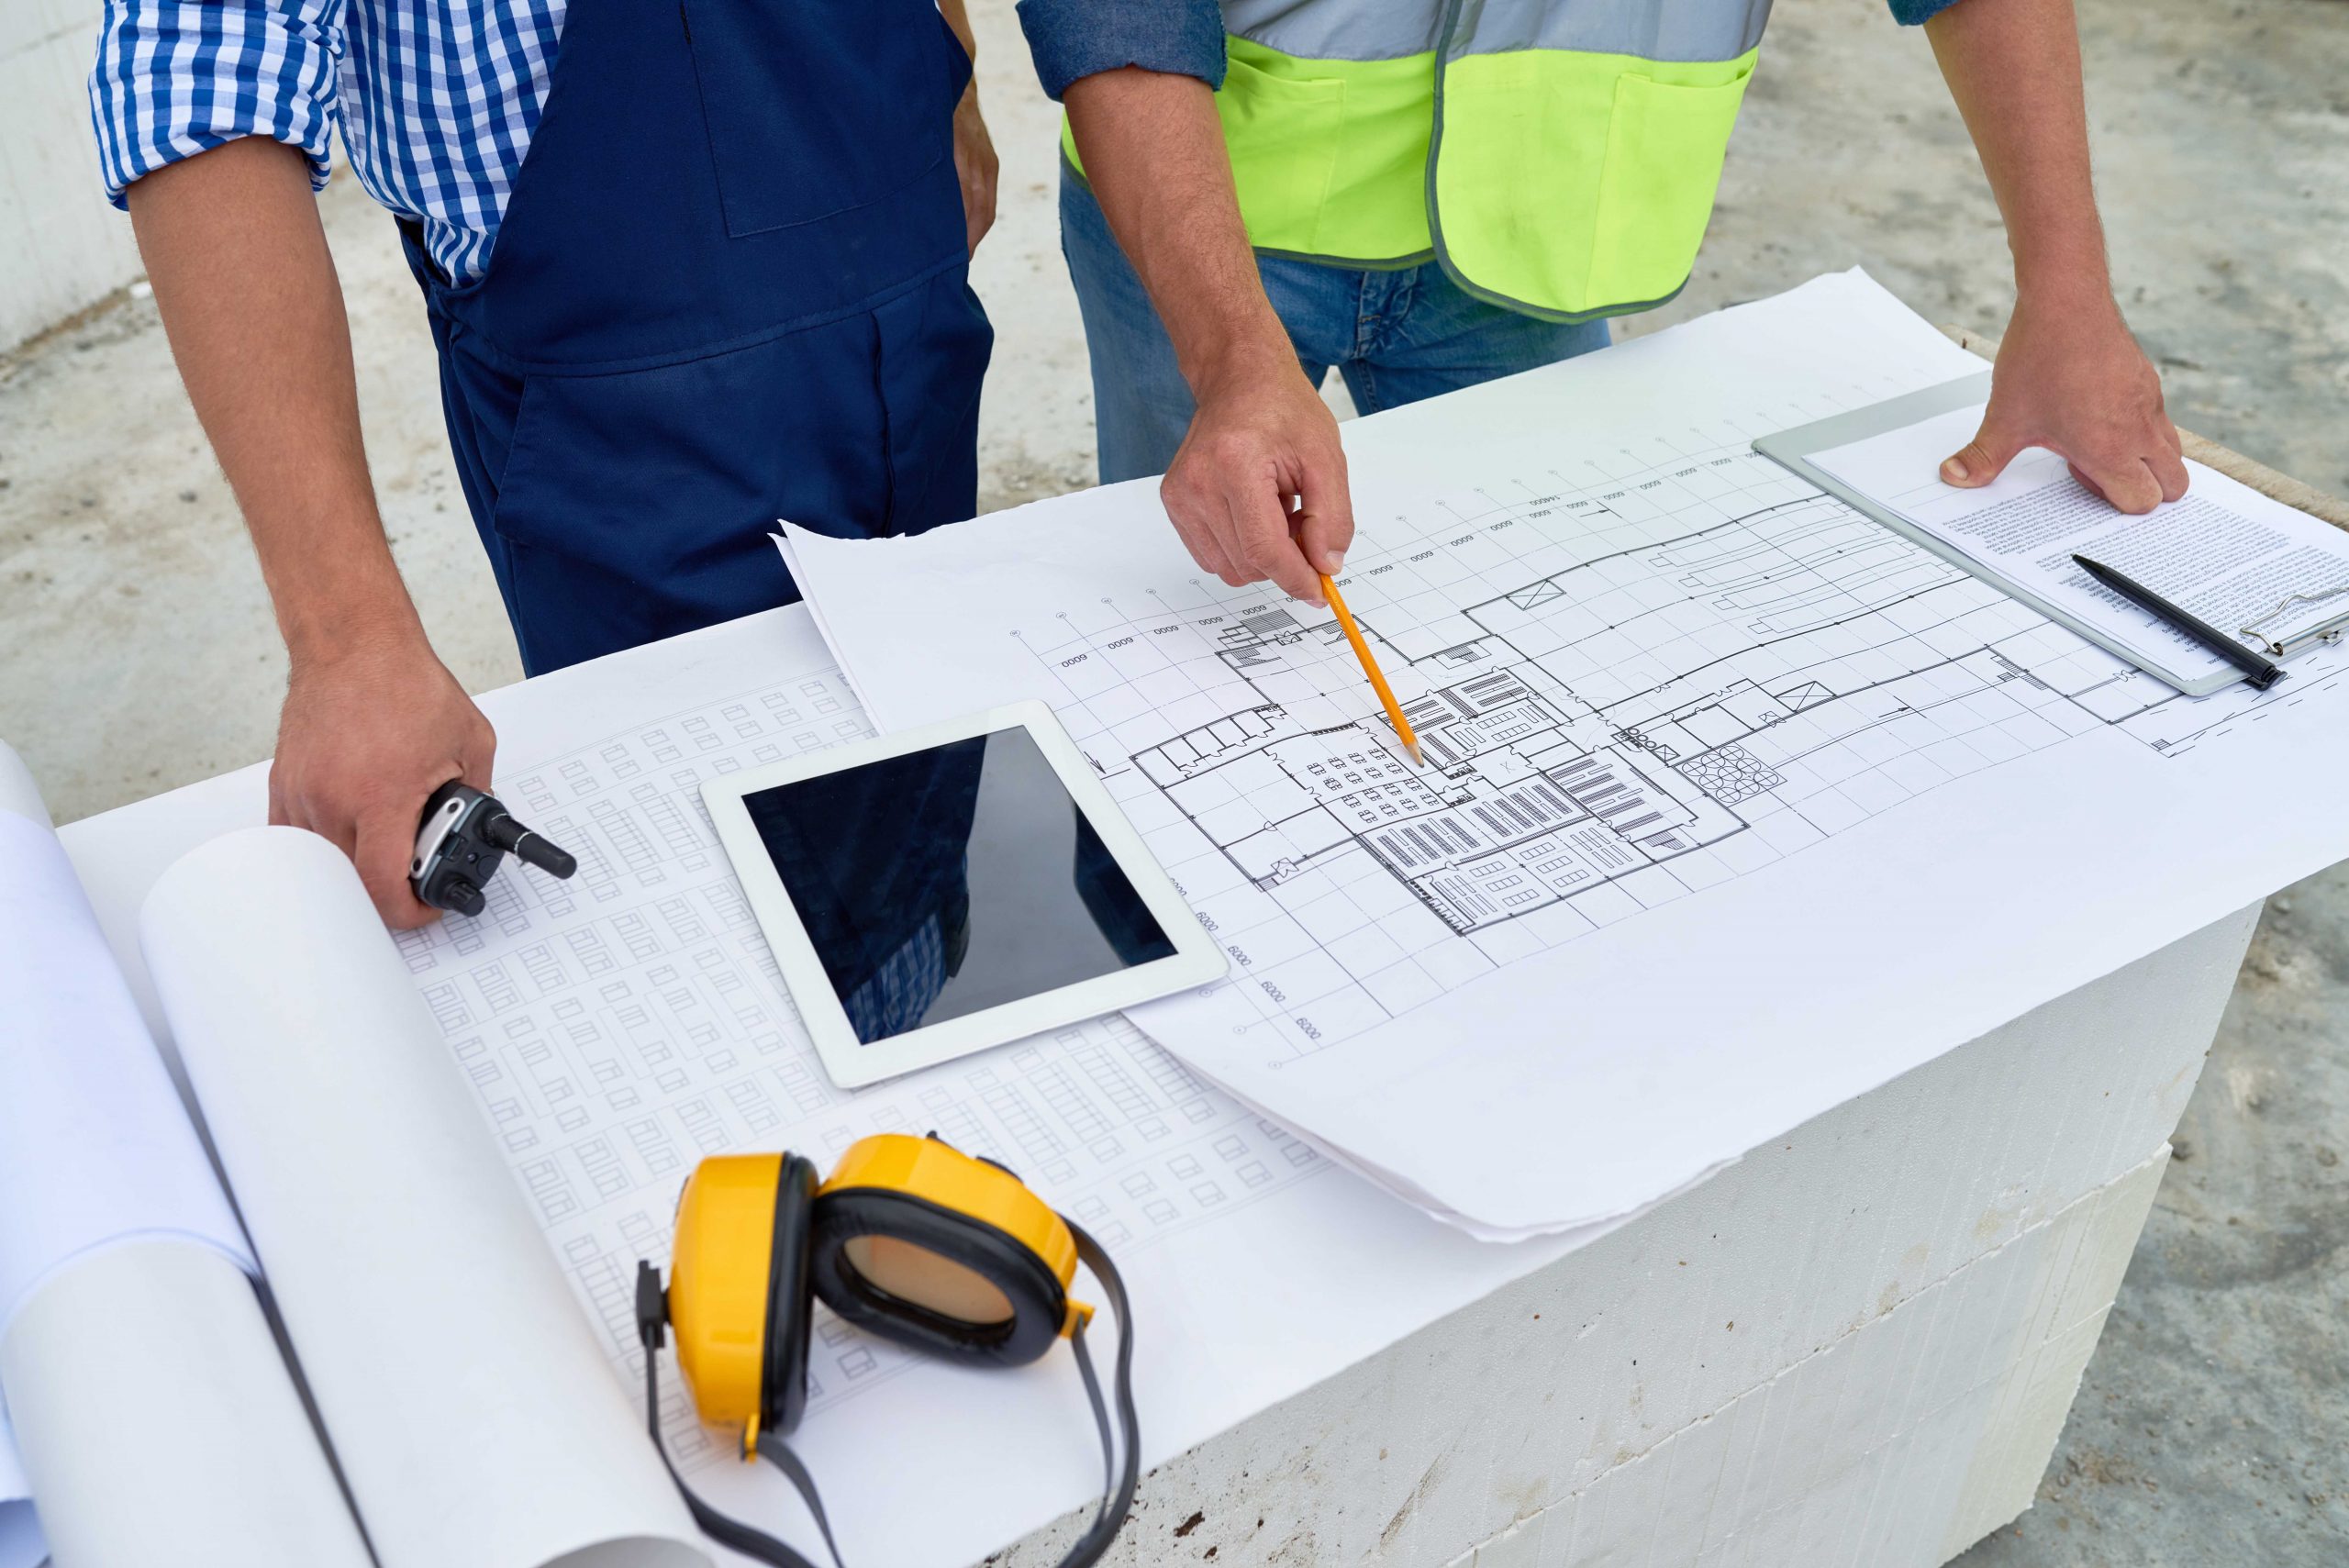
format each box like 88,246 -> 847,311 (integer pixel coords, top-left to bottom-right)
738,727 -> 1179,1045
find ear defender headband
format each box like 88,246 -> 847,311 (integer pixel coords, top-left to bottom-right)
635,1134 -> 1139,1568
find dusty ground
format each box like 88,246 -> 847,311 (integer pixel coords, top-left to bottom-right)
1956,873 -> 2349,1564
0,0 -> 2342,1561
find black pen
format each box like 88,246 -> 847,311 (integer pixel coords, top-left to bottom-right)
2071,553 -> 2286,691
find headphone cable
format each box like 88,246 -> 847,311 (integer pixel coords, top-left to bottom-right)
635,1237 -> 1141,1568
638,1264 -> 840,1568
1059,1222 -> 1141,1568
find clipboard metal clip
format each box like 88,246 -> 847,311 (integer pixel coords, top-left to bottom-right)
2239,584 -> 2349,659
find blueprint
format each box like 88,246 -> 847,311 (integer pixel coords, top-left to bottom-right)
377,636 -> 1330,1473
982,447 -> 2341,1072
781,270 -> 2349,1236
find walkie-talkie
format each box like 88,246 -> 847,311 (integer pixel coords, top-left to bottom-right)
409,781 -> 578,917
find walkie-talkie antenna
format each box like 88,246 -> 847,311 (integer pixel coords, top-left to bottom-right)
483,809 -> 579,879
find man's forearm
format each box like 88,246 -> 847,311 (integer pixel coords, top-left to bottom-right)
130,136 -> 494,928
1063,68 -> 1294,396
1924,0 -> 2180,508
1925,0 -> 2111,310
1063,66 -> 1353,601
128,137 -> 425,664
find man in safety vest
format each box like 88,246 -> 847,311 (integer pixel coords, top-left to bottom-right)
1019,0 -> 2188,606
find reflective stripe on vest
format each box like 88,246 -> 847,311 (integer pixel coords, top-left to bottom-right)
1062,0 -> 1770,322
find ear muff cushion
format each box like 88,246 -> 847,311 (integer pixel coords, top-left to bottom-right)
808,1188 -> 1067,1367
759,1153 -> 820,1435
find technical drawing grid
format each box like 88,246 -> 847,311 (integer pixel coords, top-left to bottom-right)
387,665 -> 1328,1472
1006,436 -> 2349,1071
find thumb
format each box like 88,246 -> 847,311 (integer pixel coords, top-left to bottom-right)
1941,413 -> 2026,489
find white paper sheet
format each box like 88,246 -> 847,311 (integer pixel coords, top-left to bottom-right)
0,811 -> 251,1330
0,741 -> 246,1334
778,269 -> 2349,1236
142,829 -> 709,1568
62,606 -> 1622,1568
1809,404 -> 2349,687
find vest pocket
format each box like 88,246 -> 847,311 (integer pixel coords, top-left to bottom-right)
1216,53 -> 1347,257
1586,59 -> 1754,309
681,0 -> 965,239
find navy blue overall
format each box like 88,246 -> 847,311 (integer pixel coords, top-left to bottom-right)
404,0 -> 992,674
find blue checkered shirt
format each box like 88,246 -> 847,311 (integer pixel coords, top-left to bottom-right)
90,0 -> 566,286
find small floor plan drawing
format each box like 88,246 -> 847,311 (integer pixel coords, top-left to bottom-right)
1012,441 -> 2349,1068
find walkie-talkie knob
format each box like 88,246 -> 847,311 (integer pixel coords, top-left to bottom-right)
440,874 -> 486,917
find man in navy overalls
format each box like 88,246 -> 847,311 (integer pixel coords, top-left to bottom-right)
100,0 -> 1000,927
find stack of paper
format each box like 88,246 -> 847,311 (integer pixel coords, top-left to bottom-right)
780,270 -> 2349,1240
1802,395 -> 2349,694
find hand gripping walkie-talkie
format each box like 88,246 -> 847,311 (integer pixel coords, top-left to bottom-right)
409,781 -> 578,917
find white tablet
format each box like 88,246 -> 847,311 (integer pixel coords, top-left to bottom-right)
702,701 -> 1226,1088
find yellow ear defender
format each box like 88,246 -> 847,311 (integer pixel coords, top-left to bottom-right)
634,1133 -> 1139,1568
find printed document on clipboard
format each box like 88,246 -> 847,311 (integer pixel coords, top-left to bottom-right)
1757,373 -> 2349,695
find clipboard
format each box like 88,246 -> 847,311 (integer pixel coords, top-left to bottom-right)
1753,372 -> 2242,697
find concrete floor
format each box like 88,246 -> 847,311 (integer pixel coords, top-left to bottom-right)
0,0 -> 2341,1560
1957,876 -> 2349,1564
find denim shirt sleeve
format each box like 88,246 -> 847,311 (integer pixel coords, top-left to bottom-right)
1887,0 -> 1966,23
1015,0 -> 1228,101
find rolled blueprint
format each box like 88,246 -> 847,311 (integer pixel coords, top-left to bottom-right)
0,741 -> 371,1568
143,827 -> 709,1568
0,741 -> 42,1567
0,1243 -> 371,1568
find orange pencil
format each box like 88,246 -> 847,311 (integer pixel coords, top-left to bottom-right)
1319,573 -> 1422,767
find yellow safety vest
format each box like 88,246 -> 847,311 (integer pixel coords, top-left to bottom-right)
1064,0 -> 1768,322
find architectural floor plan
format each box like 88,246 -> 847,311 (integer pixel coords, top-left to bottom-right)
384,661 -> 1328,1468
1009,442 -> 2346,1068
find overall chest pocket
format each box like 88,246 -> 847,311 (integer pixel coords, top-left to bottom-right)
682,0 -> 968,239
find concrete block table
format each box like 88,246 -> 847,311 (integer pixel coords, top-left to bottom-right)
31,417 -> 2337,1568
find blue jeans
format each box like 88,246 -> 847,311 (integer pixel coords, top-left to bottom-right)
1059,168 -> 1615,484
